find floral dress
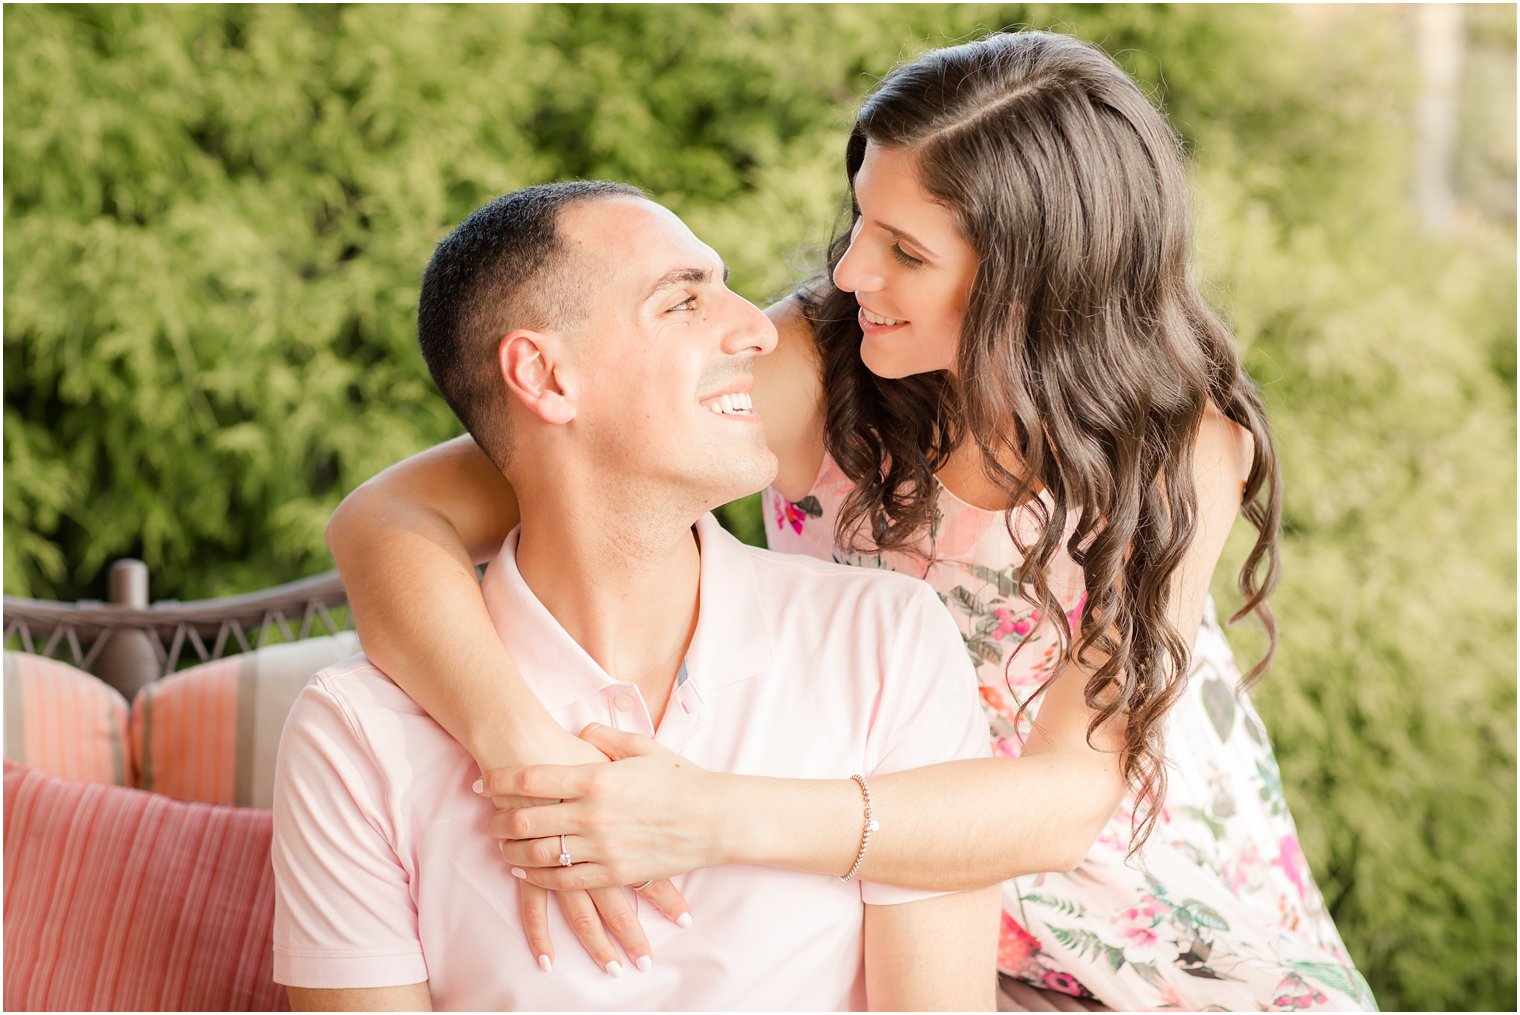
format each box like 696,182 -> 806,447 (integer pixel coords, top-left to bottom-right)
764,456 -> 1376,1012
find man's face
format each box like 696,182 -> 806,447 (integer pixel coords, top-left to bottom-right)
557,197 -> 779,508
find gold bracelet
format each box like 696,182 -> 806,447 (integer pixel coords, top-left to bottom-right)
840,774 -> 879,883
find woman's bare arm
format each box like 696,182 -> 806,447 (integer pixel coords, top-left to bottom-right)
487,407 -> 1255,891
327,434 -> 576,762
736,407 -> 1255,886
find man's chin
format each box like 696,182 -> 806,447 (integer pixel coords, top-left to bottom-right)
708,451 -> 780,506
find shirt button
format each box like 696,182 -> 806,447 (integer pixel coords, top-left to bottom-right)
613,694 -> 636,712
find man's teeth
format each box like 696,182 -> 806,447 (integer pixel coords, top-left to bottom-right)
862,308 -> 905,326
705,392 -> 755,416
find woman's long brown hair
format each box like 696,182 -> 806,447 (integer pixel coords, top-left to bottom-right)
800,31 -> 1282,851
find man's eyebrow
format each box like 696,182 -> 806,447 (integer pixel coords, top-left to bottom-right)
644,264 -> 731,301
871,220 -> 938,260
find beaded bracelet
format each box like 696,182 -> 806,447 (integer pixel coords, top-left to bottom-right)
840,774 -> 880,883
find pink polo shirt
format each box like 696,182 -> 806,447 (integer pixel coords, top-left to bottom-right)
272,514 -> 989,1010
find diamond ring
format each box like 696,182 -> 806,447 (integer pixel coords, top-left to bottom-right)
558,833 -> 573,867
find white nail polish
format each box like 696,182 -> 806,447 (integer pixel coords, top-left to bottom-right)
635,955 -> 653,973
605,960 -> 623,979
676,912 -> 693,928
537,954 -> 552,973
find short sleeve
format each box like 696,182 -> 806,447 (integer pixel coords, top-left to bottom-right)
271,672 -> 429,988
860,583 -> 993,906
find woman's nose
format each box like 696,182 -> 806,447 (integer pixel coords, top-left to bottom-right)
832,226 -> 884,295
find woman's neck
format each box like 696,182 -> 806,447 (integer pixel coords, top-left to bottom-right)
935,440 -> 1043,512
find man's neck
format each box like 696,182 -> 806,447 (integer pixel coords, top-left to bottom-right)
513,505 -> 701,721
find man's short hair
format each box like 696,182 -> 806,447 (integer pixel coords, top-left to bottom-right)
417,180 -> 645,469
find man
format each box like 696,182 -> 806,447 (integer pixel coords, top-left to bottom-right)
271,181 -> 997,1010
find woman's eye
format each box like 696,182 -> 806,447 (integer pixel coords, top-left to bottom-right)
890,244 -> 925,269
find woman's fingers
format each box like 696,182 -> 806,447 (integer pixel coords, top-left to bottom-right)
635,879 -> 693,928
515,879 -> 556,972
500,832 -> 586,869
577,722 -> 673,762
589,887 -> 653,973
511,859 -> 621,891
553,888 -> 627,977
489,801 -> 579,842
478,763 -> 601,800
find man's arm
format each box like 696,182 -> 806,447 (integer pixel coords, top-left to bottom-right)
864,889 -> 1001,1011
272,673 -> 432,1000
288,983 -> 433,1012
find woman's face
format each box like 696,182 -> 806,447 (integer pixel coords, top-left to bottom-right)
832,142 -> 980,379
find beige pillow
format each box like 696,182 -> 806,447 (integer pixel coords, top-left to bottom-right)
132,632 -> 360,807
3,652 -> 130,786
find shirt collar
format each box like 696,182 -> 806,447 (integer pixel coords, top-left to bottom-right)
478,513 -> 773,713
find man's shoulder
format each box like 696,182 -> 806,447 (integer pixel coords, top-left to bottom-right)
293,652 -> 430,726
279,652 -> 462,790
741,541 -> 929,598
738,541 -> 944,632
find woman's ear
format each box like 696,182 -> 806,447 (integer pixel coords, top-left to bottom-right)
499,332 -> 576,425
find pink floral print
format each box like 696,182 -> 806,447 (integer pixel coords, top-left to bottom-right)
765,454 -> 1375,1011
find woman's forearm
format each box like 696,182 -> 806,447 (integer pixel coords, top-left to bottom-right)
720,751 -> 1123,891
327,439 -> 570,767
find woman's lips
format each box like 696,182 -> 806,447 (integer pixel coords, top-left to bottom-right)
857,308 -> 908,334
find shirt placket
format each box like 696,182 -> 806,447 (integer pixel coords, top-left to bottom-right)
605,684 -> 655,737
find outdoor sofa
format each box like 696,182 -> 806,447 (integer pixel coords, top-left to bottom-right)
2,559 -> 1096,1012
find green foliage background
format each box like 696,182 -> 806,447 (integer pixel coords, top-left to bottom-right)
5,4 -> 1514,1009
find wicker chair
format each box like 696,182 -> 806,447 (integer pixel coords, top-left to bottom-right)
2,559 -> 351,700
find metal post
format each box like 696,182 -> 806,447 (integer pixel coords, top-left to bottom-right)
94,559 -> 160,700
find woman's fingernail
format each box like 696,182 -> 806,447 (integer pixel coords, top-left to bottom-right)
537,954 -> 552,973
605,960 -> 623,978
635,955 -> 653,973
511,867 -> 527,880
676,912 -> 693,928
471,779 -> 484,794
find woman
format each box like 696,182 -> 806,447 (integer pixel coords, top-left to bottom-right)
328,31 -> 1374,1010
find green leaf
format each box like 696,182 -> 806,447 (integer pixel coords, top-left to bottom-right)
965,637 -> 1003,666
1288,961 -> 1379,1009
965,561 -> 1022,598
1202,674 -> 1237,741
1179,899 -> 1231,932
950,584 -> 988,617
793,495 -> 824,519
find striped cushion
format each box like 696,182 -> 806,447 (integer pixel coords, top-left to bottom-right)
2,653 -> 130,786
131,633 -> 360,808
2,760 -> 288,1012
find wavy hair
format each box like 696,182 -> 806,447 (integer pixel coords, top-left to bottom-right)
799,31 -> 1282,851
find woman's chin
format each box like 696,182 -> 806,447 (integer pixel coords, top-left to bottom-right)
859,341 -> 951,382
859,338 -> 910,380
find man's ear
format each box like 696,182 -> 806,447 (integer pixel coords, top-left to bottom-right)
498,332 -> 576,425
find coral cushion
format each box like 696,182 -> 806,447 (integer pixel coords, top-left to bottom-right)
2,761 -> 288,1012
2,652 -> 130,786
132,633 -> 360,807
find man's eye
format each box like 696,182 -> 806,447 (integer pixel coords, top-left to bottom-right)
671,296 -> 698,312
890,245 -> 925,269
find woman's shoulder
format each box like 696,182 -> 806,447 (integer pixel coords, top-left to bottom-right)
1194,401 -> 1254,495
756,294 -> 827,501
763,294 -> 822,376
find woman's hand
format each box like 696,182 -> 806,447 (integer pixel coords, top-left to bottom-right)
479,723 -> 727,891
523,883 -> 690,976
479,724 -> 694,973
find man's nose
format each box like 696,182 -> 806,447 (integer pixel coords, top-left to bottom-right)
723,294 -> 778,358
